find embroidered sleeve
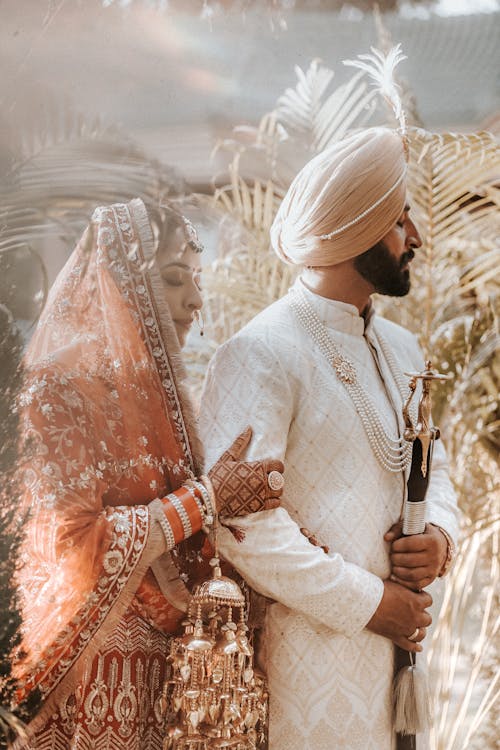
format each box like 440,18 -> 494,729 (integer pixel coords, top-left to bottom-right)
15,369 -> 197,701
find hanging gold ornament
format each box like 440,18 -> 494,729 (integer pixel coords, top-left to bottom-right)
162,552 -> 268,750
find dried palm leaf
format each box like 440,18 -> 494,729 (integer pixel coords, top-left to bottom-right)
0,102 -> 186,322
204,176 -> 295,343
214,61 -> 378,188
428,511 -> 500,750
373,131 -> 500,339
2,137 -> 185,250
275,63 -> 375,153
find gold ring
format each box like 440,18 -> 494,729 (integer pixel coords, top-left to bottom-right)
407,628 -> 420,642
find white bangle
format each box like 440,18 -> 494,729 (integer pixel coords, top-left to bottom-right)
151,498 -> 176,550
168,494 -> 193,539
185,482 -> 209,523
199,475 -> 217,519
185,480 -> 214,528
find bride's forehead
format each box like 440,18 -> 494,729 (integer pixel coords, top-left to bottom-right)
157,225 -> 187,256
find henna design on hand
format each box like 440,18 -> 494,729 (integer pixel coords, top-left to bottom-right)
208,427 -> 284,517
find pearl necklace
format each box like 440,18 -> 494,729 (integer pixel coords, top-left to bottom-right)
288,288 -> 413,473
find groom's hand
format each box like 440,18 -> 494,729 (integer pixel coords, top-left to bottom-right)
385,521 -> 448,591
366,579 -> 432,652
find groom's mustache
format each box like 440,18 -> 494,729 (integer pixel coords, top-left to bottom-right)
400,248 -> 415,268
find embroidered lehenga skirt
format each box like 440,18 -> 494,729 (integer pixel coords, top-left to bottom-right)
27,608 -> 170,750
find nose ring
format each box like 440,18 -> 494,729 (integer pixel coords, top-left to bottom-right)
194,309 -> 205,337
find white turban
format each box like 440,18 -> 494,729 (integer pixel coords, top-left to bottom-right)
270,127 -> 407,267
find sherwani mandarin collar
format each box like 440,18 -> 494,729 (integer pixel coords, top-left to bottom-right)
296,277 -> 375,337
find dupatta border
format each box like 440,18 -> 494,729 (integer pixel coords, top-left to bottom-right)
124,198 -> 204,477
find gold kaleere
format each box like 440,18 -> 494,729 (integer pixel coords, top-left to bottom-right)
161,519 -> 268,750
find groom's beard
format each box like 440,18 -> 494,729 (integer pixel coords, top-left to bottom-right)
354,241 -> 415,297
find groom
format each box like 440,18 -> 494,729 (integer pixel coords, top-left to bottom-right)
200,127 -> 458,749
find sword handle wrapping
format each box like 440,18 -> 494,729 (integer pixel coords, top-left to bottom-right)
402,499 -> 426,536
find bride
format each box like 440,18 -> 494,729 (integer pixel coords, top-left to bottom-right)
13,198 -> 283,749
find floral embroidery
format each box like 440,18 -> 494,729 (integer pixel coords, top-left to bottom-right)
103,550 -> 124,575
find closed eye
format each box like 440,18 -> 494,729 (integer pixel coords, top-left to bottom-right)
161,272 -> 184,287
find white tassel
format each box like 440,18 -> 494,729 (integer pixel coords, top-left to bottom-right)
393,663 -> 431,735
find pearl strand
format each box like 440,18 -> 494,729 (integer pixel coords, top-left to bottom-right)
372,328 -> 414,399
289,289 -> 412,473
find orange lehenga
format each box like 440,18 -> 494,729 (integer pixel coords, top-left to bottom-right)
14,199 -> 210,749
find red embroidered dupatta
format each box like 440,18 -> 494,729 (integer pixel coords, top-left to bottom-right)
15,199 -> 203,724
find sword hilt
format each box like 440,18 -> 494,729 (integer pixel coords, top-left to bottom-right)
403,361 -> 451,477
402,499 -> 426,535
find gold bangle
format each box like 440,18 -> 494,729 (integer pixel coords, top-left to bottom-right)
434,524 -> 455,577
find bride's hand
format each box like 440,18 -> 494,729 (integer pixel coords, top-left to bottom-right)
208,427 -> 284,517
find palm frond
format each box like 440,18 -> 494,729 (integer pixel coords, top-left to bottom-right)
1,105 -> 187,323
405,129 -> 500,347
214,61 -> 378,187
457,244 -> 500,299
429,514 -> 500,750
202,174 -> 295,344
213,163 -> 285,233
275,60 -> 335,137
275,63 -> 376,154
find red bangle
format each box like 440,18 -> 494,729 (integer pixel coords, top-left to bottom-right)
173,487 -> 204,535
160,486 -> 203,543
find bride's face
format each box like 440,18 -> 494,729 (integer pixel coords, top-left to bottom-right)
158,224 -> 203,348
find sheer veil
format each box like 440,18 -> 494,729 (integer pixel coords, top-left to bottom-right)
15,198 -> 203,724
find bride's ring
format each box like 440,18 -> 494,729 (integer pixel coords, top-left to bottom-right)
407,628 -> 420,642
268,470 -> 285,491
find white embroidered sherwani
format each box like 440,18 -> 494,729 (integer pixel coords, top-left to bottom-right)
199,281 -> 459,750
